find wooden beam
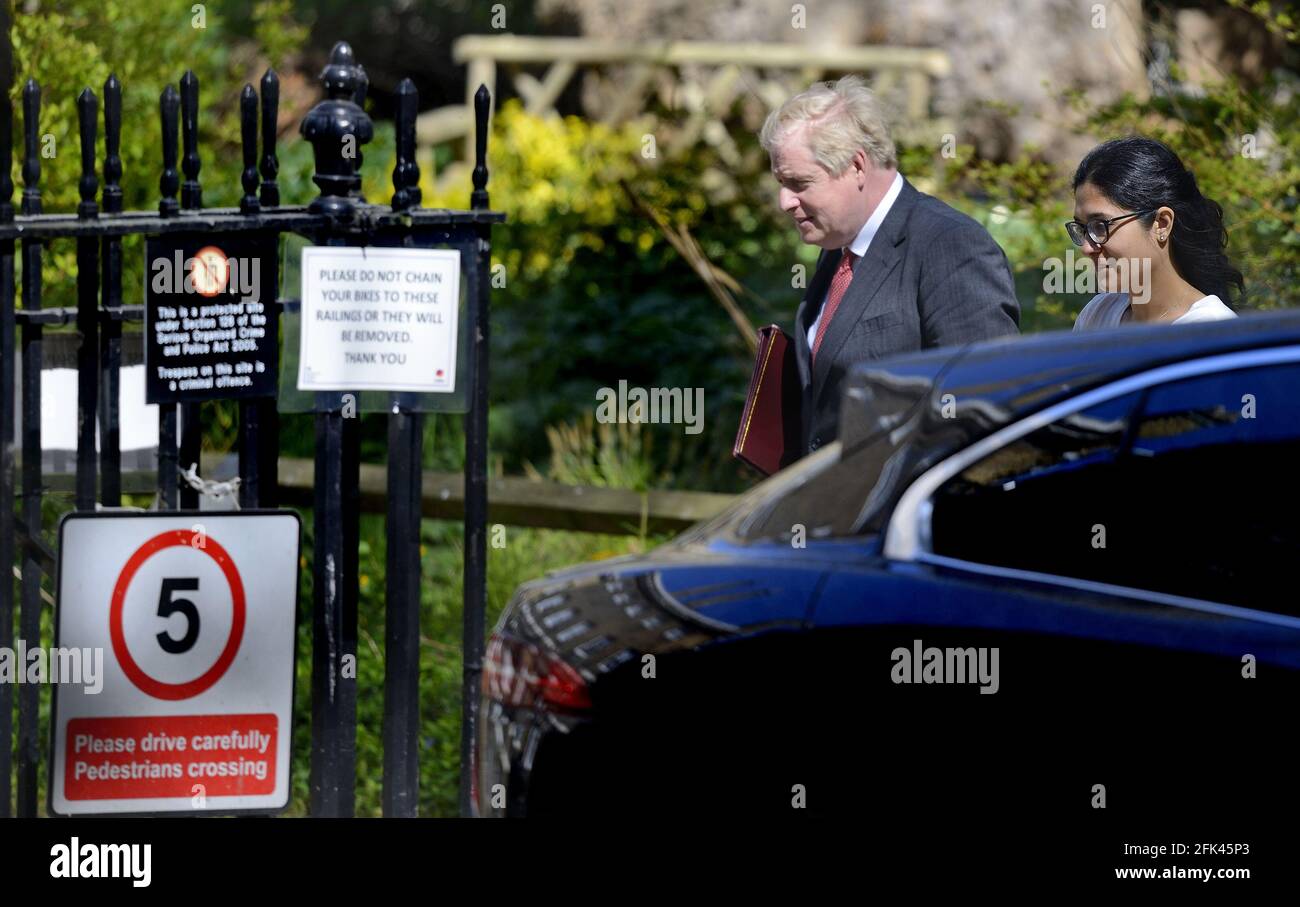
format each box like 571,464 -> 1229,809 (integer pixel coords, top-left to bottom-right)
517,60 -> 577,115
453,36 -> 951,77
415,104 -> 471,146
275,457 -> 735,535
36,457 -> 736,535
601,62 -> 656,123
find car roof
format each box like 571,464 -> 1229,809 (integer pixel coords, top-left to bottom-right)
847,309 -> 1300,427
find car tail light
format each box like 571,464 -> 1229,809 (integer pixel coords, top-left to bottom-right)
483,633 -> 593,713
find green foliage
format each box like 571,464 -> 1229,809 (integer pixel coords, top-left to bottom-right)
426,100 -> 804,492
1226,0 -> 1300,42
530,415 -> 677,494
1061,69 -> 1299,311
10,0 -> 313,310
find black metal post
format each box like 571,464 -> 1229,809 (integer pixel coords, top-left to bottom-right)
258,399 -> 279,508
460,83 -> 492,817
237,402 -> 259,509
0,36 -> 15,818
74,88 -> 99,513
302,43 -> 372,817
310,392 -> 360,817
238,83 -> 261,508
257,71 -> 280,508
382,408 -> 421,816
157,84 -> 179,509
99,73 -> 123,507
382,78 -> 424,816
178,71 -> 202,508
16,77 -> 42,818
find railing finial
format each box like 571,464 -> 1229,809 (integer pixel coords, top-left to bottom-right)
158,84 -> 180,217
259,68 -> 280,207
240,84 -> 260,214
392,78 -> 420,212
300,41 -> 373,218
102,74 -> 123,214
471,83 -> 490,211
76,88 -> 98,220
179,70 -> 202,210
21,79 -> 41,216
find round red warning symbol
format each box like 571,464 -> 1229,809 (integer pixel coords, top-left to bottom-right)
108,529 -> 246,700
190,245 -> 229,297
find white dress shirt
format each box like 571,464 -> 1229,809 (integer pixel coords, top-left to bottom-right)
807,171 -> 905,350
1073,292 -> 1236,330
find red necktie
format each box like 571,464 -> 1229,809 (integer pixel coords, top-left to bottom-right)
812,248 -> 856,363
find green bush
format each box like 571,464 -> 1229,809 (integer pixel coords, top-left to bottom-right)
425,100 -> 808,493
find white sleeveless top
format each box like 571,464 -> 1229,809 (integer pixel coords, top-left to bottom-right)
1073,293 -> 1236,331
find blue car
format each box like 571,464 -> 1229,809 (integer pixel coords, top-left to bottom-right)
475,312 -> 1300,816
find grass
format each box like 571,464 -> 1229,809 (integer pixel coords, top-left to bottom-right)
285,512 -> 661,817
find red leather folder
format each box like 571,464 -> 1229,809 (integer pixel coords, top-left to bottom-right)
733,325 -> 802,476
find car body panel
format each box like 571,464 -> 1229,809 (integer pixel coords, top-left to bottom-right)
478,313 -> 1300,816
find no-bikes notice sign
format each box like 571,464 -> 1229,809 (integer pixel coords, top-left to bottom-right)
50,511 -> 300,815
297,245 -> 461,393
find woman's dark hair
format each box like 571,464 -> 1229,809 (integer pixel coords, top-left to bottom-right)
1073,137 -> 1244,306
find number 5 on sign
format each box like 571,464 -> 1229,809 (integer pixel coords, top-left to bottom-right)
156,578 -> 200,654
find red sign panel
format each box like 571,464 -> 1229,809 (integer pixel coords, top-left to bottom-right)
65,714 -> 277,800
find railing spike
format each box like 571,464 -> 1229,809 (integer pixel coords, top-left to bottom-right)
240,83 -> 260,214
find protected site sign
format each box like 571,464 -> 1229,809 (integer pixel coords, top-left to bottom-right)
297,245 -> 461,392
50,511 -> 300,816
144,232 -> 280,404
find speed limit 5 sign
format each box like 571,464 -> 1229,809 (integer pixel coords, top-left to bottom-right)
51,511 -> 300,816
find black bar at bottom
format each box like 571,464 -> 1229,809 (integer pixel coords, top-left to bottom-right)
383,409 -> 423,816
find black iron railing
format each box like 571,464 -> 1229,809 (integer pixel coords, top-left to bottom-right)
0,40 -> 503,818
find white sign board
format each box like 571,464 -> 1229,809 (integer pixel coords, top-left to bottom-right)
51,512 -> 300,816
297,246 -> 461,392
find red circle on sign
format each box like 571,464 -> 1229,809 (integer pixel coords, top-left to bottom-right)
109,530 -> 246,700
191,246 -> 229,297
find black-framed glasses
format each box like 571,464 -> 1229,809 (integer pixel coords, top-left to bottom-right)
1065,208 -> 1158,246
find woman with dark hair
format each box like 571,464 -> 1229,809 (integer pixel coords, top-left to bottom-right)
1069,137 -> 1243,329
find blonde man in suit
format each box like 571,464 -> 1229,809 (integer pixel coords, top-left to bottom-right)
761,75 -> 1020,455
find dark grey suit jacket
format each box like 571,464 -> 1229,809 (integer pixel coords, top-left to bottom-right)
793,177 -> 1020,454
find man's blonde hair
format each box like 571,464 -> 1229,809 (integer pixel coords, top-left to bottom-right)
759,74 -> 897,174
